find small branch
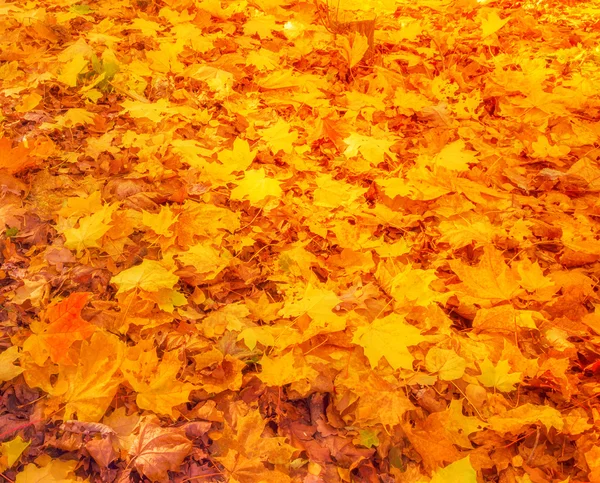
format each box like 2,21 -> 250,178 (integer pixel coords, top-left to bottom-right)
527,425 -> 541,465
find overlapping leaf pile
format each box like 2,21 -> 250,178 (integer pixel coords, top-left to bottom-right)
1,0 -> 600,481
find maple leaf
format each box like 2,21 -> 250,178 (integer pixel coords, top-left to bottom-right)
52,108 -> 96,129
428,139 -> 479,171
230,167 -> 283,205
449,245 -> 522,304
122,348 -> 196,418
58,191 -> 104,219
121,98 -> 172,123
437,217 -> 498,250
142,205 -> 179,237
477,358 -> 522,393
15,92 -> 42,113
216,449 -> 292,483
260,120 -> 298,154
430,457 -> 477,483
425,348 -> 466,381
22,292 -> 95,365
514,257 -> 555,292
472,305 -> 540,333
343,131 -> 395,165
62,203 -> 116,253
353,313 -> 425,370
58,331 -> 125,422
355,381 -> 415,428
402,422 -> 460,472
244,14 -> 279,39
0,436 -> 29,471
279,283 -> 338,317
338,32 -> 369,68
376,261 -> 451,307
213,408 -> 296,467
258,351 -> 318,387
217,138 -> 257,173
15,460 -> 82,483
130,417 -> 192,482
0,137 -> 35,174
175,242 -> 232,280
488,403 -> 564,434
312,173 -> 368,209
111,259 -> 179,294
140,287 -> 187,313
103,407 -> 140,452
0,346 -> 24,382
57,53 -> 88,87
426,400 -> 488,448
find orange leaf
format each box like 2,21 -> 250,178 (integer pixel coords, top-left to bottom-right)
23,292 -> 95,365
0,138 -> 36,174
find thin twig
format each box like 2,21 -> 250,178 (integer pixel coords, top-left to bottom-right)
527,425 -> 541,464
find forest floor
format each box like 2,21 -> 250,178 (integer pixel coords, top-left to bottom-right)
2,0 -> 600,482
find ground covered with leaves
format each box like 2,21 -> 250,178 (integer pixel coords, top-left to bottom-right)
1,0 -> 600,481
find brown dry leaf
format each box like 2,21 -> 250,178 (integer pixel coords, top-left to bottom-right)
129,417 -> 192,482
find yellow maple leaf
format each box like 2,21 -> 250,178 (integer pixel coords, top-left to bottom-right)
176,243 -> 231,280
438,217 -> 498,250
146,41 -> 184,74
60,331 -> 124,422
449,245 -> 522,303
213,408 -> 296,466
0,346 -> 24,382
338,32 -> 369,68
129,18 -> 162,36
375,261 -> 450,308
258,351 -> 318,387
343,132 -> 395,165
430,457 -> 477,483
15,92 -> 42,113
15,460 -> 80,483
313,173 -> 368,209
217,138 -> 257,173
353,313 -> 425,370
477,358 -> 521,392
427,400 -> 488,448
57,54 -> 88,87
121,98 -> 171,123
58,191 -> 104,220
429,139 -> 479,171
260,120 -> 298,154
140,288 -> 187,313
488,403 -> 564,434
244,14 -> 279,39
230,167 -> 282,205
278,283 -> 340,322
472,305 -> 540,332
425,348 -> 466,381
170,138 -> 213,169
63,203 -> 116,253
480,9 -> 510,38
122,348 -> 196,418
58,108 -> 96,128
111,259 -> 179,293
514,257 -> 556,292
0,436 -> 30,470
142,205 -> 179,237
